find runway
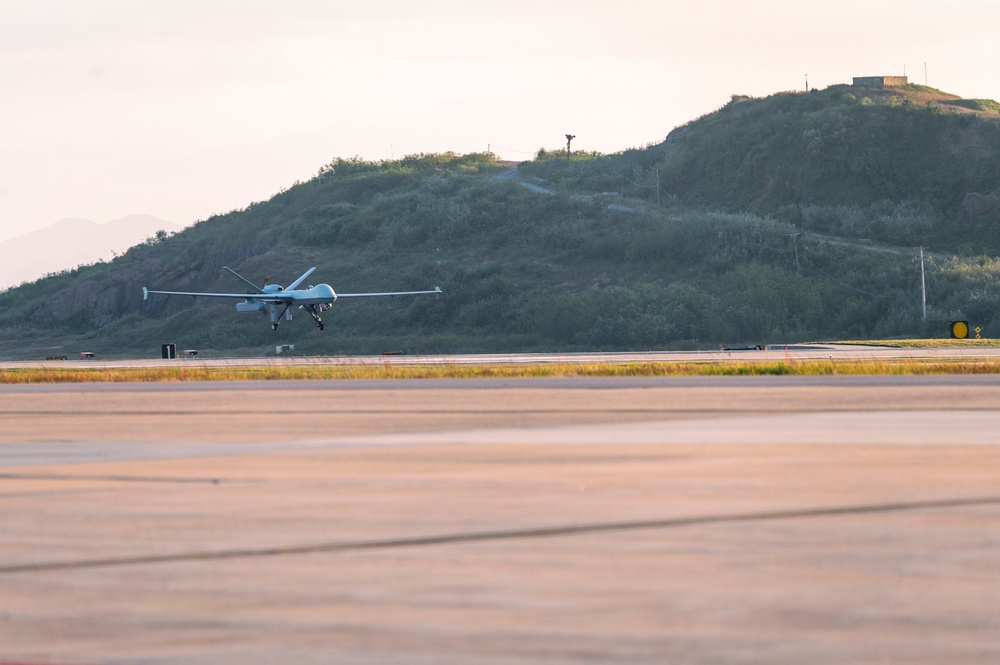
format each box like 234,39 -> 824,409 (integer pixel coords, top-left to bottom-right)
2,376 -> 1000,663
5,342 -> 1000,369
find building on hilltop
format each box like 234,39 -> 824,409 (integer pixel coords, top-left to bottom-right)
853,75 -> 908,87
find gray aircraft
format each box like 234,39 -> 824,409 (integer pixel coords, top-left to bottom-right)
143,266 -> 441,330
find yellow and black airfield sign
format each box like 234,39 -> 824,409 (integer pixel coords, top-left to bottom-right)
950,320 -> 970,339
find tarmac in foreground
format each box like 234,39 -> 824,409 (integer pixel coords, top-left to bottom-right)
1,375 -> 1000,664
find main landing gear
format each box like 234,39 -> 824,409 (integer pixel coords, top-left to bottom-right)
270,303 -> 326,331
304,304 -> 325,330
271,303 -> 291,331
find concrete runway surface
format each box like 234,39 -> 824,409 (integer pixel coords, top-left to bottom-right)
7,343 -> 1000,369
2,375 -> 1000,664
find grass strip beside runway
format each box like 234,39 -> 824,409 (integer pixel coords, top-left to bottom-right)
4,357 -> 1000,383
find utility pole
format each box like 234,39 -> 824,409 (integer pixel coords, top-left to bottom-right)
790,233 -> 801,274
565,134 -> 575,159
919,246 -> 927,321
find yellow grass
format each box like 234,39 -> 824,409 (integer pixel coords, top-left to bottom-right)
829,338 -> 1000,349
3,357 -> 1000,383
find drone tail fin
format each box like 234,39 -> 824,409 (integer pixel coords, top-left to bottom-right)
223,266 -> 265,294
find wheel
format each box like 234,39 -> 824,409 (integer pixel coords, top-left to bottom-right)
318,323 -> 325,331
272,323 -> 278,331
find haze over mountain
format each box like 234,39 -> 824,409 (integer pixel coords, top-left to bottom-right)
0,215 -> 181,290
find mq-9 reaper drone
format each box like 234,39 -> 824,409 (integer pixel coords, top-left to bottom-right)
144,266 -> 441,330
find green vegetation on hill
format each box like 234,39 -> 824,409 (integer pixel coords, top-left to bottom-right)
3,84 -> 1000,358
528,84 -> 1000,254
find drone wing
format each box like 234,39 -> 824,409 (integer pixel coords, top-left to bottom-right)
335,286 -> 442,298
143,287 -> 290,302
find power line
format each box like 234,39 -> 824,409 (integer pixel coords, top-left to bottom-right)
622,175 -> 658,188
798,251 -> 881,297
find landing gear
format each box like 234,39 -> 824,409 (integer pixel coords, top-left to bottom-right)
304,304 -> 325,330
270,303 -> 292,331
269,303 -> 328,331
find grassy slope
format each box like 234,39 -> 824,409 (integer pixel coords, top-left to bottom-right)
526,84 -> 1000,253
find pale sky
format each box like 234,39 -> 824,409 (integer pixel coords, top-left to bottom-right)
3,0 -> 999,240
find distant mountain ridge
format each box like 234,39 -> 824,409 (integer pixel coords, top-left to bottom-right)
0,215 -> 181,290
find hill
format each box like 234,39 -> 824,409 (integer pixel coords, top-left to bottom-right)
3,85 -> 1000,358
524,83 -> 1000,253
662,85 -> 1000,213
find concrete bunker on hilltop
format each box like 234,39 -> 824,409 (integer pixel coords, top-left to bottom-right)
853,76 -> 909,87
